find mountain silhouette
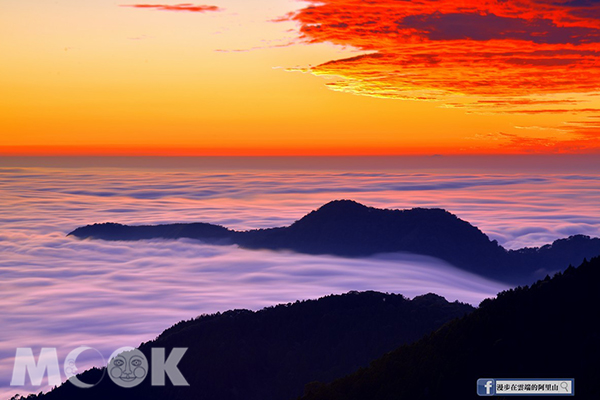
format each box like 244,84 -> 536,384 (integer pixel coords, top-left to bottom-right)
68,200 -> 600,283
298,256 -> 600,399
14,291 -> 473,400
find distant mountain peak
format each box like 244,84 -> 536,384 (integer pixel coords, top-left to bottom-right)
293,200 -> 372,224
318,199 -> 370,212
412,293 -> 447,302
311,199 -> 453,219
67,200 -> 600,284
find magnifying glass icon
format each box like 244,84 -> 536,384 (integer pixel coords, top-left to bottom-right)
560,381 -> 569,392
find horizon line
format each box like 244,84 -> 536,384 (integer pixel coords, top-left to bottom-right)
2,145 -> 600,157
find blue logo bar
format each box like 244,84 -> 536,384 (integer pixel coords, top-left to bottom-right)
477,378 -> 574,396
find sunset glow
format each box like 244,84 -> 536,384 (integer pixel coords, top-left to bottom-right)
1,0 -> 599,154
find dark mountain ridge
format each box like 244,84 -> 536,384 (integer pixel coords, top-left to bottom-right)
68,200 -> 600,283
298,256 -> 600,399
14,291 -> 473,400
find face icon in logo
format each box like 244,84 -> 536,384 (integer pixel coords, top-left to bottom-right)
108,348 -> 148,388
64,358 -> 77,377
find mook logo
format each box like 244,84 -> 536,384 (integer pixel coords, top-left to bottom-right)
10,346 -> 189,389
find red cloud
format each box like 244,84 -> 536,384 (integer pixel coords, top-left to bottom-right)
289,0 -> 600,105
475,128 -> 600,154
122,3 -> 220,12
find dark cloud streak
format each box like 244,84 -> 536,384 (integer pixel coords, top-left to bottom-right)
121,3 -> 221,13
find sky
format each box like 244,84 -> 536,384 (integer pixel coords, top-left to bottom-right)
2,0 -> 600,155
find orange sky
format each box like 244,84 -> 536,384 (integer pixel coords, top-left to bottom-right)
1,0 -> 600,155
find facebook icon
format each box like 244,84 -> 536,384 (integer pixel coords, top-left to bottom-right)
477,379 -> 495,396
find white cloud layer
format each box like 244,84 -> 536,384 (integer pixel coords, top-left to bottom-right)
1,166 -> 600,398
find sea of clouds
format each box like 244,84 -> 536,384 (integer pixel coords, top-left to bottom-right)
2,165 -> 600,398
